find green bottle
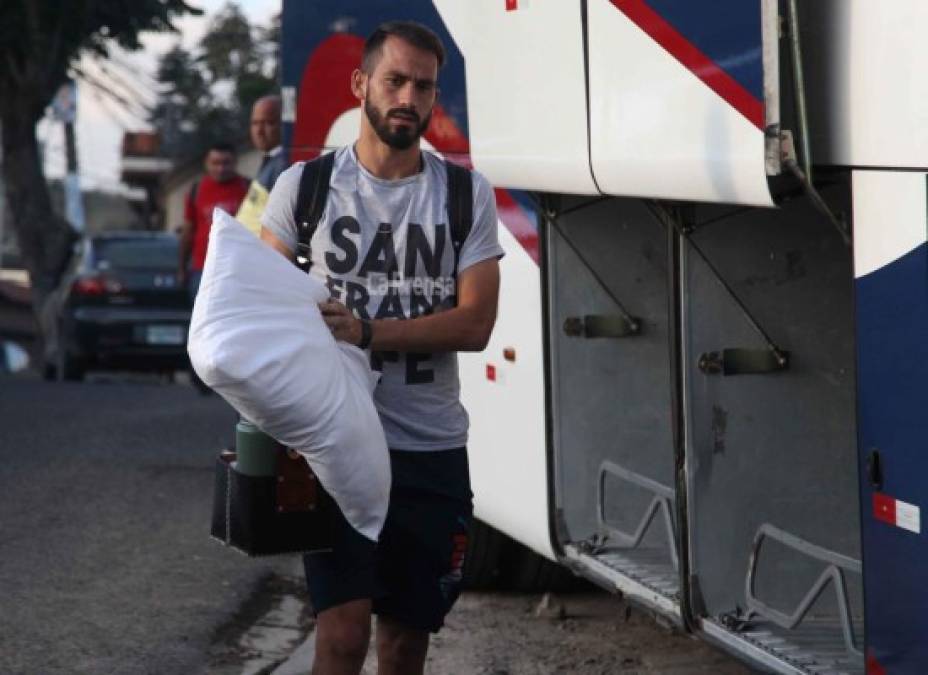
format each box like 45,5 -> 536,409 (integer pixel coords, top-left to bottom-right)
235,419 -> 280,476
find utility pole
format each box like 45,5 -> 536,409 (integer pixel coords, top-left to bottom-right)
51,80 -> 85,233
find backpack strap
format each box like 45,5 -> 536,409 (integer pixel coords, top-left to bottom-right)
293,152 -> 336,273
186,180 -> 200,211
445,160 -> 473,303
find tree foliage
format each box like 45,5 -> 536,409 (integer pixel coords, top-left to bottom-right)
151,3 -> 279,162
0,0 -> 198,349
0,1 -> 197,125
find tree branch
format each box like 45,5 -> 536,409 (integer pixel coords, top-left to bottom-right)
4,52 -> 25,87
43,0 -> 71,89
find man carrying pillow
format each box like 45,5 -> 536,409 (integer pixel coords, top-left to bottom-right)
259,20 -> 503,675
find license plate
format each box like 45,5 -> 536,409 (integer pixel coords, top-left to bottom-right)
145,325 -> 185,345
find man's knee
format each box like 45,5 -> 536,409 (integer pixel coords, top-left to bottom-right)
317,623 -> 370,662
376,616 -> 429,673
315,600 -> 372,666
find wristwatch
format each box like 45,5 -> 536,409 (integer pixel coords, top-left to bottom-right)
357,319 -> 373,349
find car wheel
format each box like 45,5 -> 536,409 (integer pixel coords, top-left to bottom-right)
48,317 -> 85,382
58,351 -> 85,382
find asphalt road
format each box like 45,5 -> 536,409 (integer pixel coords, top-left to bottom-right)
0,373 -> 299,675
0,370 -> 754,675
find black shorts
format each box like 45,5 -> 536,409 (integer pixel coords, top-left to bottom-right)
303,447 -> 473,633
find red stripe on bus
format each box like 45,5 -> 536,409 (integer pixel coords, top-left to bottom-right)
609,0 -> 765,130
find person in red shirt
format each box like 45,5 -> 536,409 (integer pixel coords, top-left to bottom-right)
178,142 -> 250,299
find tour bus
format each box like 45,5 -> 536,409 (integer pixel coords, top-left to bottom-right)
279,2 -> 928,673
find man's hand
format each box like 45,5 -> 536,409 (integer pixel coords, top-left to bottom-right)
319,300 -> 363,345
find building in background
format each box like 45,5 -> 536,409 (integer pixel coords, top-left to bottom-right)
121,131 -> 172,230
46,181 -> 140,235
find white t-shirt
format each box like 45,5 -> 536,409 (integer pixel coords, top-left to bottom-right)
260,146 -> 503,451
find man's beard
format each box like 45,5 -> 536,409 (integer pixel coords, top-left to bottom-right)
364,100 -> 432,150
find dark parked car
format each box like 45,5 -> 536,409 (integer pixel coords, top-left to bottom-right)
47,231 -> 192,381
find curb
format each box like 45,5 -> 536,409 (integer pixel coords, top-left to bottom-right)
269,635 -> 316,675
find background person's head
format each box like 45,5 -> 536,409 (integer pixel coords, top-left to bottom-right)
353,21 -> 445,151
250,95 -> 282,153
204,142 -> 237,182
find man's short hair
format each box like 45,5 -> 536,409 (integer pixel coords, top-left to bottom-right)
252,94 -> 282,115
362,21 -> 446,73
207,141 -> 236,155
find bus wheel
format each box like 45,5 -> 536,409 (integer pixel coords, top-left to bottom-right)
462,518 -> 507,590
505,539 -> 585,593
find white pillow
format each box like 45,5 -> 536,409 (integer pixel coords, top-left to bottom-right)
188,210 -> 390,542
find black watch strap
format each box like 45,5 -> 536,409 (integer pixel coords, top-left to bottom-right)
357,319 -> 373,350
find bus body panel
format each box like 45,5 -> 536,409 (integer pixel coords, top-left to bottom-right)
433,0 -> 597,195
588,0 -> 774,206
279,2 -> 928,671
853,171 -> 928,674
806,1 -> 928,169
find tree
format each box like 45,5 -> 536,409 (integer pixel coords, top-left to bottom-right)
151,3 -> 278,163
0,0 -> 198,349
150,45 -> 227,159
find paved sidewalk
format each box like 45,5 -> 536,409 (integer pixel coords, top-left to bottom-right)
271,635 -> 318,675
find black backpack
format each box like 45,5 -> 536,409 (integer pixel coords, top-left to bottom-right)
291,152 -> 473,301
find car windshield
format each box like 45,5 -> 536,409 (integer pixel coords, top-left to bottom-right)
94,238 -> 177,270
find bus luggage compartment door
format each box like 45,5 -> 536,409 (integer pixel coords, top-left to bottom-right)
680,181 -> 864,674
546,195 -> 680,619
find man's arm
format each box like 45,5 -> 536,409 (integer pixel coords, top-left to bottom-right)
260,225 -> 295,262
320,257 -> 501,353
262,216 -> 500,353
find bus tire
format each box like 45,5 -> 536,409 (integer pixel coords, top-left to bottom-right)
505,539 -> 586,593
462,517 -> 507,590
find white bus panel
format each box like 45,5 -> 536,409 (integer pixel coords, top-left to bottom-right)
853,171 -> 928,279
434,0 -> 597,194
459,220 -> 554,559
805,1 -> 928,170
586,0 -> 774,207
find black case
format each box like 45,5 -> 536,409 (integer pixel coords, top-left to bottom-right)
210,452 -> 335,556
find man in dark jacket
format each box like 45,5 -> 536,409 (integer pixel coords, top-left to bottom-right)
237,95 -> 288,235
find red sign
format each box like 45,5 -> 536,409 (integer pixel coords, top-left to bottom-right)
873,492 -> 896,526
506,0 -> 518,11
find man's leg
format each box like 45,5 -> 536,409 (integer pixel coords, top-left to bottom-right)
303,500 -> 379,675
371,449 -> 473,673
375,614 -> 429,675
312,599 -> 372,675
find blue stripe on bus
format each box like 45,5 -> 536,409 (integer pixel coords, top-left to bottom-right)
644,0 -> 764,103
281,0 -> 468,150
856,241 -> 928,671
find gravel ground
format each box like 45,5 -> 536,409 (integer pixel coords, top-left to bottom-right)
224,568 -> 757,675
424,591 -> 755,675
